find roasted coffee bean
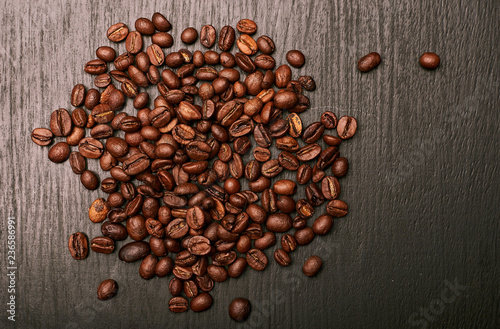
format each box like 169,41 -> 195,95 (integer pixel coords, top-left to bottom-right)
298,75 -> 316,91
69,151 -> 86,174
273,90 -> 298,110
326,199 -> 348,217
274,249 -> 291,266
358,52 -> 381,72
85,89 -> 100,110
229,298 -> 251,322
50,108 -> 72,137
181,27 -> 198,44
237,34 -> 258,55
281,234 -> 297,253
191,292 -> 213,312
200,25 -> 216,48
152,12 -> 171,31
80,170 -> 98,190
218,25 -> 236,51
68,232 -> 88,260
275,65 -> 292,88
337,116 -> 357,139
321,176 -> 341,200
253,124 -> 272,148
31,128 -> 53,146
302,122 -> 325,143
303,255 -> 322,276
84,59 -> 107,75
139,254 -> 158,280
135,17 -> 155,35
297,164 -> 312,184
254,232 -> 276,250
71,84 -> 86,107
235,52 -> 255,73
273,179 -> 296,195
152,32 -> 174,48
237,19 -> 257,34
321,111 -> 338,129
48,142 -> 70,163
101,177 -> 118,193
101,222 -> 127,240
246,249 -> 267,271
419,52 -> 440,69
256,35 -> 275,54
169,297 -> 189,313
90,236 -> 115,254
147,44 -> 165,66
118,241 -> 150,262
97,279 -> 118,301
96,46 -> 116,62
286,50 -> 305,68
107,22 -> 128,42
207,264 -> 228,282
332,157 -> 349,177
253,147 -> 271,162
294,227 -> 315,245
278,151 -> 299,171
156,257 -> 174,277
266,213 -> 292,232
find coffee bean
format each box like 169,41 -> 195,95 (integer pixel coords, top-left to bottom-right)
200,25 -> 216,48
229,298 -> 251,322
312,214 -> 334,235
298,75 -> 316,91
266,213 -> 292,232
181,27 -> 198,44
235,52 -> 255,73
152,12 -> 171,32
101,222 -> 127,240
96,46 -> 116,62
237,34 -> 258,55
97,279 -> 118,300
81,170 -> 99,190
274,249 -> 291,266
107,23 -> 128,42
246,249 -> 268,271
303,255 -> 322,276
31,128 -> 53,146
294,227 -> 315,245
79,137 -> 104,158
50,108 -> 73,137
302,122 -> 324,143
190,292 -> 212,312
281,234 -> 297,253
420,52 -> 440,69
297,164 -> 312,185
219,25 -> 236,51
256,35 -> 275,54
358,52 -> 381,72
90,236 -> 115,254
68,232 -> 88,260
69,151 -> 86,174
336,116 -> 357,139
118,241 -> 150,262
321,111 -> 338,129
48,142 -> 70,163
286,50 -> 305,68
237,19 -> 257,34
207,264 -> 228,282
332,157 -> 349,177
169,296 -> 189,313
135,17 -> 155,35
326,199 -> 348,217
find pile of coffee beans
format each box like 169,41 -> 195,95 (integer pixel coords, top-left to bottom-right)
32,13 -> 357,319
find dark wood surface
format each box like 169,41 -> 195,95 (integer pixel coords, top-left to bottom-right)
1,0 -> 499,328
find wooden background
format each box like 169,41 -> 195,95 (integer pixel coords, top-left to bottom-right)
1,0 -> 499,328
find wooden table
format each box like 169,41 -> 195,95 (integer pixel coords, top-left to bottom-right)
1,0 -> 499,328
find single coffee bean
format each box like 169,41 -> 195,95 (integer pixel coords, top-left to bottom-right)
256,35 -> 275,54
135,17 -> 155,35
207,264 -> 228,282
200,25 -> 216,48
155,257 -> 174,277
84,59 -> 107,75
321,111 -> 338,129
237,34 -> 258,55
85,89 -> 100,110
235,52 -> 255,73
286,50 -> 305,68
169,296 -> 189,313
336,116 -> 357,139
118,241 -> 150,262
294,227 -> 315,245
96,46 -> 116,62
152,32 -> 173,48
419,52 -> 440,69
81,170 -> 99,190
303,255 -> 323,276
79,137 -> 104,158
281,234 -> 297,253
229,298 -> 251,322
218,25 -> 235,51
69,151 -> 86,174
358,52 -> 381,72
237,19 -> 257,34
266,213 -> 292,232
274,249 -> 291,266
71,84 -> 86,107
191,292 -> 212,312
97,279 -> 118,300
246,249 -> 268,271
326,199 -> 348,217
31,128 -> 53,146
332,157 -> 349,177
302,122 -> 325,143
298,75 -> 316,91
147,44 -> 165,66
323,134 -> 342,146
297,164 -> 312,184
152,12 -> 171,32
107,22 -> 128,42
101,222 -> 127,240
312,214 -> 334,235
254,232 -> 276,250
48,142 -> 70,163
273,179 -> 296,195
181,27 -> 198,44
139,254 -> 158,279
90,236 -> 115,254
50,108 -> 72,137
68,232 -> 88,260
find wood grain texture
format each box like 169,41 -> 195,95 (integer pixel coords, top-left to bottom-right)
1,0 -> 499,328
